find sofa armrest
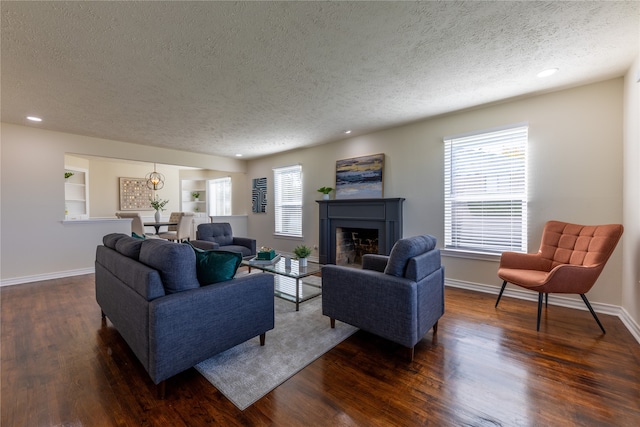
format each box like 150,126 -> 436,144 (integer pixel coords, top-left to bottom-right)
148,273 -> 274,384
190,240 -> 221,251
232,237 -> 256,255
362,254 -> 389,272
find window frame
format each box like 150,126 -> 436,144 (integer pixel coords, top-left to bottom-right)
208,177 -> 232,216
443,123 -> 528,256
273,164 -> 303,238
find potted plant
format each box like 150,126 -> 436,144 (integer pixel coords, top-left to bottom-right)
293,244 -> 313,267
317,186 -> 334,200
64,172 -> 74,180
149,195 -> 169,223
192,191 -> 200,201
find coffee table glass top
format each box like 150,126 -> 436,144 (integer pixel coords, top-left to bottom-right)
241,255 -> 323,309
241,256 -> 322,278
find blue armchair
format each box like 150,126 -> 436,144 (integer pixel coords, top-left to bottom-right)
322,235 -> 444,361
191,222 -> 256,257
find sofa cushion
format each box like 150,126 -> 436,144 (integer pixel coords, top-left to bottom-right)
115,235 -> 145,260
187,244 -> 242,285
139,239 -> 200,294
384,235 -> 437,277
103,233 -> 127,249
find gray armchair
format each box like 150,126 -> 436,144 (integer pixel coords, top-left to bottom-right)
191,222 -> 256,257
322,235 -> 444,361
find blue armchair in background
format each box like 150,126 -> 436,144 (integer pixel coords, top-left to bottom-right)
190,222 -> 256,257
322,234 -> 444,361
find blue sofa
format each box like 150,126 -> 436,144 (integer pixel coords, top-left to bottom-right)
322,235 -> 444,360
95,233 -> 274,397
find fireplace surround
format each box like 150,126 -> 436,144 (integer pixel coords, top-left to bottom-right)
317,198 -> 405,265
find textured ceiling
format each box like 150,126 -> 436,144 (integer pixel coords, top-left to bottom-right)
2,1 -> 639,159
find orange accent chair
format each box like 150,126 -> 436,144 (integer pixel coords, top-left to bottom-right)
495,220 -> 623,333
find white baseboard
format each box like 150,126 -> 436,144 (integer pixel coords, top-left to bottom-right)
0,268 -> 95,287
445,278 -> 640,345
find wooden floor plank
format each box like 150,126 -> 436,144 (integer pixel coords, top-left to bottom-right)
2,273 -> 639,426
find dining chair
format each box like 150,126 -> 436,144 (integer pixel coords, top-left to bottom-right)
115,212 -> 148,237
495,220 -> 623,333
158,212 -> 194,242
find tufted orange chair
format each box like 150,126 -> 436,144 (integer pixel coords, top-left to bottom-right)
495,220 -> 623,333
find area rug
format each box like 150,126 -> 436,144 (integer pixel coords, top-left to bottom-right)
194,287 -> 357,410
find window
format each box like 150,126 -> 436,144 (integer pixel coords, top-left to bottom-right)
208,177 -> 231,216
444,124 -> 528,254
273,165 -> 303,237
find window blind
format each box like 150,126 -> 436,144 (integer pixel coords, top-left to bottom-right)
444,125 -> 528,254
208,177 -> 231,216
273,165 -> 303,237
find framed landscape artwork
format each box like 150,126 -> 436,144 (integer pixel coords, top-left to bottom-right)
335,153 -> 384,199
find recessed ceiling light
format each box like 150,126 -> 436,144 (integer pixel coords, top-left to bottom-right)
26,116 -> 43,122
537,68 -> 559,78
344,130 -> 352,134
235,153 -> 243,157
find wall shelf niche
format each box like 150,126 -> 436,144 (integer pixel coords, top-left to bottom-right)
65,166 -> 89,220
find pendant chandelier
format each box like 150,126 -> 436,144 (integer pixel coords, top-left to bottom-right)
146,163 -> 165,190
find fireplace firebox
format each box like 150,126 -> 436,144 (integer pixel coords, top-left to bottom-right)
317,198 -> 405,265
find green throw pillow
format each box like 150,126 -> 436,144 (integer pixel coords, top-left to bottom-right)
187,243 -> 242,285
132,232 -> 146,239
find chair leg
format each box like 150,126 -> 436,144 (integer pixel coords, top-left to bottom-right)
432,321 -> 439,345
495,281 -> 508,307
545,293 -> 549,307
406,346 -> 415,362
580,294 -> 606,334
156,380 -> 166,399
536,292 -> 544,331
259,333 -> 266,346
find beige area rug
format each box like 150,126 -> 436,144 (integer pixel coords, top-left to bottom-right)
195,279 -> 357,410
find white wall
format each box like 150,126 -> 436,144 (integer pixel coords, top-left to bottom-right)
247,78 -> 625,309
0,125 -> 246,283
622,55 -> 640,327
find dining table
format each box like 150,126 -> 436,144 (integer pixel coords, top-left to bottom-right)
143,221 -> 178,234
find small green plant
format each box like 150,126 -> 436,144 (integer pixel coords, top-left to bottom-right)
293,244 -> 312,259
64,172 -> 74,179
317,186 -> 333,195
149,195 -> 169,211
191,192 -> 200,198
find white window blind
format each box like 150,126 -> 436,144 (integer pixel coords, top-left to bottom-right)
444,125 -> 528,254
208,177 -> 231,216
273,165 -> 303,237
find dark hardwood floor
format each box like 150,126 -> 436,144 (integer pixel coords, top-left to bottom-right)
2,272 -> 639,426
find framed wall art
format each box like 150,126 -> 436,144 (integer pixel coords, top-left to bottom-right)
335,153 -> 384,199
119,177 -> 154,210
252,177 -> 267,213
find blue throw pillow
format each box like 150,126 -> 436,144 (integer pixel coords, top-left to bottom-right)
103,233 -> 127,249
187,243 -> 242,285
384,235 -> 436,277
139,239 -> 200,294
132,232 -> 146,239
115,235 -> 144,260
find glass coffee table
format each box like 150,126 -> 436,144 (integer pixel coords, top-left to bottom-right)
241,255 -> 323,311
